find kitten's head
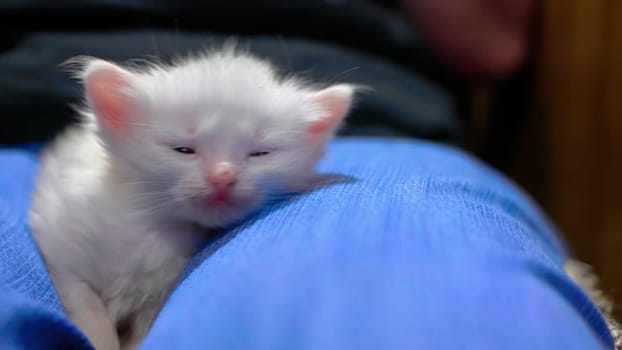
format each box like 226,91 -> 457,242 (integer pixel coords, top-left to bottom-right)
75,50 -> 356,226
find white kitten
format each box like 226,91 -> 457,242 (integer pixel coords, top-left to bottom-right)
29,48 -> 356,350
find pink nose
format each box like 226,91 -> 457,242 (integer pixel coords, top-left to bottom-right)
206,162 -> 237,189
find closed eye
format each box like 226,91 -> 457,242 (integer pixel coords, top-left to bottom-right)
248,151 -> 271,157
172,146 -> 196,155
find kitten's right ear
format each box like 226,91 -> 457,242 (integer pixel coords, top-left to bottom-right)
79,59 -> 141,137
307,84 -> 356,140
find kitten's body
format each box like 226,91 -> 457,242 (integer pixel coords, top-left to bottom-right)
30,49 -> 355,350
31,126 -> 197,349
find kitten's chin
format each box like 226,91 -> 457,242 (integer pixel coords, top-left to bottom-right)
186,194 -> 262,228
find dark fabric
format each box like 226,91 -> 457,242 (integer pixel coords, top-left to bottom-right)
0,0 -> 465,147
0,32 -> 461,145
0,0 -> 427,69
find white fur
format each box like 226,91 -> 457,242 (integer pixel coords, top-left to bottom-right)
30,49 -> 355,350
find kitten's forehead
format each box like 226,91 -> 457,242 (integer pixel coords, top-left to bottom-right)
139,54 -> 310,133
141,54 -> 283,101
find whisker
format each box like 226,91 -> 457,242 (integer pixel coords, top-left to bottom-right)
119,181 -> 172,186
327,66 -> 361,85
149,32 -> 161,57
132,199 -> 179,216
127,122 -> 160,127
128,192 -> 172,199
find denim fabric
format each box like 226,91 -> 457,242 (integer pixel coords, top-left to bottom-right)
0,139 -> 613,349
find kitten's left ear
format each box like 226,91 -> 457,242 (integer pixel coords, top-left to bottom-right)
307,84 -> 356,139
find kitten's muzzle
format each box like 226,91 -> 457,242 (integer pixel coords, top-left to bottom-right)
206,162 -> 237,190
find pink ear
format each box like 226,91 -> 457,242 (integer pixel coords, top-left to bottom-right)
308,84 -> 355,138
83,60 -> 137,136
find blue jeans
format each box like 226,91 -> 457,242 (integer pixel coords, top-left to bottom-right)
0,139 -> 613,349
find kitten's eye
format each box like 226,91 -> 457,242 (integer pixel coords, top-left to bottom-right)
249,151 -> 271,158
172,146 -> 196,155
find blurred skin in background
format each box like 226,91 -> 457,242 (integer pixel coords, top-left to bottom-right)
400,0 -> 536,81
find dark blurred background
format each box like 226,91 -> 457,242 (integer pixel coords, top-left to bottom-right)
1,0 -> 620,315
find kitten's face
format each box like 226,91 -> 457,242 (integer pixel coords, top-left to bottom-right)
80,53 -> 354,227
127,85 -> 326,226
